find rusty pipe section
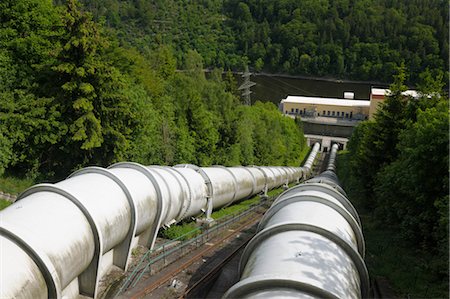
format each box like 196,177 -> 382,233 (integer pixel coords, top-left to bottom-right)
0,143 -> 320,299
224,147 -> 369,299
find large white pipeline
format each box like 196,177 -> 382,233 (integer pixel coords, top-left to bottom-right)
0,144 -> 320,299
224,143 -> 369,299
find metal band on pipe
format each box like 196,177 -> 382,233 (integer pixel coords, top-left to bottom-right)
238,223 -> 369,298
169,167 -> 195,220
273,183 -> 361,226
109,162 -> 164,250
215,166 -> 238,207
148,166 -> 186,222
17,184 -> 102,297
175,164 -> 214,218
0,226 -> 61,299
257,194 -> 365,256
224,276 -> 340,299
69,167 -> 137,270
238,166 -> 257,197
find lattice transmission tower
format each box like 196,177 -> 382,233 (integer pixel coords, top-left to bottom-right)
238,65 -> 256,105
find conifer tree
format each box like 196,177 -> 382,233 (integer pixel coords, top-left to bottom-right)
48,0 -> 134,175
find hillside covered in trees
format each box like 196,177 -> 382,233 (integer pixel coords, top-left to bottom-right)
0,0 -> 307,180
338,66 -> 449,297
74,0 -> 448,84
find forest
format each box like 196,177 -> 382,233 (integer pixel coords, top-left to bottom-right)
72,0 -> 449,84
0,0 -> 307,181
339,66 -> 448,297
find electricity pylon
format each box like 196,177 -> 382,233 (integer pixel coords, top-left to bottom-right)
238,65 -> 256,105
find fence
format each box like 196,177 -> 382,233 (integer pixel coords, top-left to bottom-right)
115,197 -> 272,296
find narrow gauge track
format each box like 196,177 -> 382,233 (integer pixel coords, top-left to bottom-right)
127,209 -> 265,299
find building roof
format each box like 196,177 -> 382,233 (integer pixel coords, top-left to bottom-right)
281,95 -> 370,107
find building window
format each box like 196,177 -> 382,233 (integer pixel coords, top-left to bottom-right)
345,113 -> 349,118
295,108 -> 299,113
337,112 -> 340,116
350,112 -> 353,118
327,111 -> 330,116
323,110 -> 326,115
299,110 -> 302,115
291,108 -> 294,113
332,111 -> 335,116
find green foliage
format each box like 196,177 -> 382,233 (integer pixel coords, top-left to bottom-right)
0,176 -> 34,195
0,0 -> 309,180
0,131 -> 12,176
78,0 -> 447,84
211,196 -> 260,220
43,0 -> 136,177
337,152 -> 448,298
347,65 -> 411,199
0,0 -> 64,178
0,199 -> 11,211
344,68 -> 449,295
160,221 -> 200,241
364,214 -> 448,298
375,99 -> 449,246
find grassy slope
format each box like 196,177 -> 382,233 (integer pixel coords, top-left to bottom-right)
0,176 -> 35,211
336,151 -> 448,298
0,176 -> 34,195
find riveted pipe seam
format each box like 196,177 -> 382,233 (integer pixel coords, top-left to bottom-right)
169,167 -> 195,221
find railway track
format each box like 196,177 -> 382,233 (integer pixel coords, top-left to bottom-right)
126,209 -> 264,299
179,235 -> 251,299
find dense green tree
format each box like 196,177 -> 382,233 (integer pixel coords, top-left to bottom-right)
347,65 -> 409,196
45,0 -> 135,176
0,0 -> 64,177
345,66 -> 448,286
77,0 -> 447,84
375,98 -> 449,246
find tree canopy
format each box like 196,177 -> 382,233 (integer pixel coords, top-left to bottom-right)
0,0 -> 308,180
76,0 -> 448,85
345,67 -> 449,287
